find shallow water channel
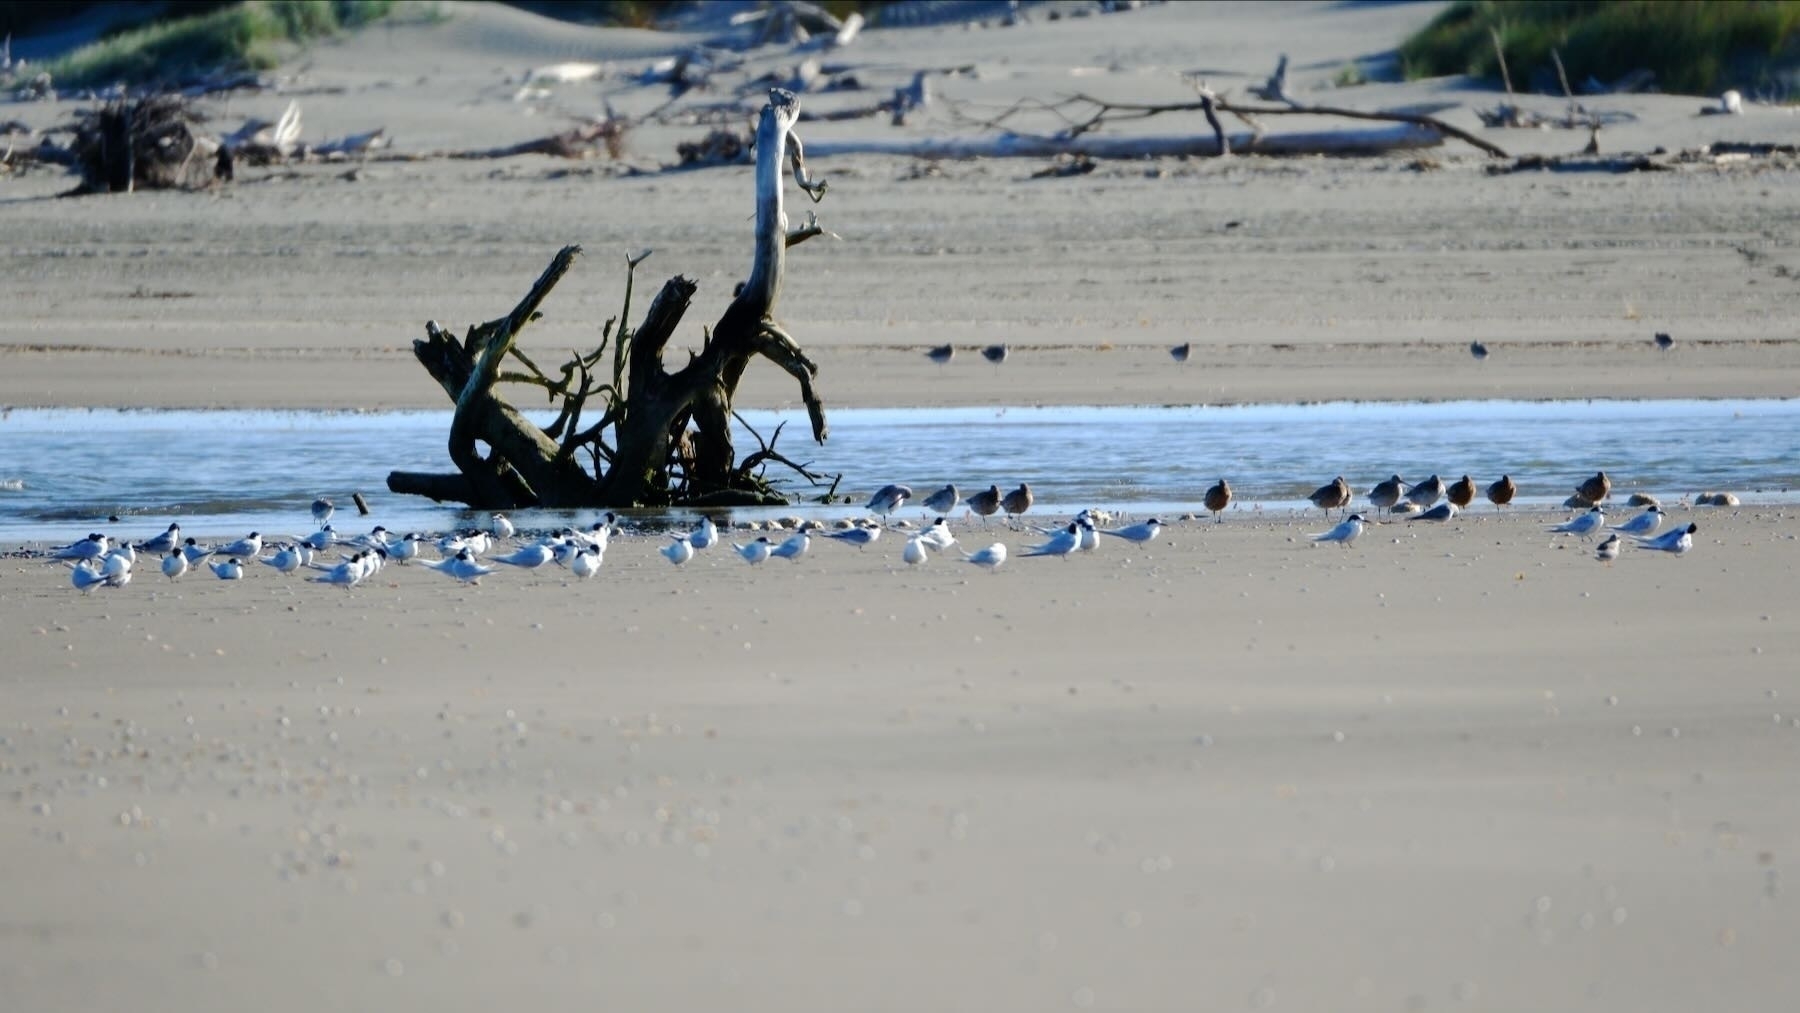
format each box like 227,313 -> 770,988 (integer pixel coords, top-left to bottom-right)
1,399 -> 1794,544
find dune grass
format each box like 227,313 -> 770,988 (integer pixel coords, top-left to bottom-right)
1401,0 -> 1800,97
44,0 -> 395,88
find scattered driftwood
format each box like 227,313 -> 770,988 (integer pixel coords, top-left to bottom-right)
677,127 -> 752,166
732,1 -> 863,50
388,89 -> 839,510
448,118 -> 626,161
68,95 -> 222,194
820,84 -> 1508,163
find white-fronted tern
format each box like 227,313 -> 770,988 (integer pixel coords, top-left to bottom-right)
1549,507 -> 1605,538
902,537 -> 928,566
1635,522 -> 1696,554
770,531 -> 811,561
216,532 -> 263,559
161,551 -> 189,581
1609,506 -> 1663,537
1310,514 -> 1366,547
733,537 -> 773,564
261,544 -> 304,574
1022,522 -> 1081,559
825,525 -> 881,549
962,543 -> 1007,571
136,523 -> 181,555
661,535 -> 694,566
688,517 -> 719,551
69,561 -> 107,593
1595,533 -> 1621,565
1099,518 -> 1162,544
571,544 -> 604,579
209,558 -> 244,580
492,543 -> 554,570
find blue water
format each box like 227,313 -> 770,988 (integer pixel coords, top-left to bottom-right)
0,400 -> 1794,544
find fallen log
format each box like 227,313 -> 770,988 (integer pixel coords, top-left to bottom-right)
803,122 -> 1444,160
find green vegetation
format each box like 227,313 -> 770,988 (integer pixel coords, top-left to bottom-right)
43,1 -> 395,88
1400,0 -> 1800,96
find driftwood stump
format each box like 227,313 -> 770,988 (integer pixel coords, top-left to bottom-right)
387,88 -> 834,509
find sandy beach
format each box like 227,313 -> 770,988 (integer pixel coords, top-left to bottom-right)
4,2 -> 1800,1011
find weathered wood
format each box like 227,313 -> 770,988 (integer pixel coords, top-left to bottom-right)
804,123 -> 1444,160
389,90 -> 835,510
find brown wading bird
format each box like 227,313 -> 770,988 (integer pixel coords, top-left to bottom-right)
1000,483 -> 1033,524
1204,478 -> 1232,523
1407,474 -> 1446,508
1577,471 -> 1611,505
1486,474 -> 1516,509
966,484 -> 1002,525
1308,476 -> 1351,515
1446,475 -> 1476,508
1368,475 -> 1406,515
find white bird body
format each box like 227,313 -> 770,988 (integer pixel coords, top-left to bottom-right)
1549,508 -> 1605,538
51,534 -> 110,562
1310,514 -> 1366,546
492,543 -> 555,570
688,517 -> 719,551
962,543 -> 1008,571
733,537 -> 774,564
902,537 -> 928,566
209,558 -> 244,580
1099,518 -> 1162,544
444,550 -> 495,584
1595,533 -> 1621,564
1636,522 -> 1697,554
571,544 -> 604,578
180,538 -> 215,565
161,551 -> 189,581
661,535 -> 695,566
1408,502 -> 1457,523
100,548 -> 133,587
916,518 -> 957,552
311,497 -> 334,525
136,523 -> 181,555
217,532 -> 263,559
826,525 -> 882,549
69,561 -> 107,593
262,544 -> 303,573
1023,523 -> 1081,559
1609,507 -> 1663,537
388,534 -> 421,563
302,525 -> 336,551
770,531 -> 811,561
491,513 -> 515,540
308,553 -> 367,590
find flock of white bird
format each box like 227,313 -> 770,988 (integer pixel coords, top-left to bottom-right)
45,476 -> 1698,594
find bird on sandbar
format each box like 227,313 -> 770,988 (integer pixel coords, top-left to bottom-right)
1576,471 -> 1611,506
981,344 -> 1008,366
1486,474 -> 1516,509
1308,476 -> 1351,516
1369,475 -> 1406,515
1446,475 -> 1476,509
1310,514 -> 1365,547
1654,332 -> 1674,352
1170,342 -> 1191,363
866,484 -> 912,519
1595,533 -> 1621,565
926,344 -> 954,365
1635,522 -> 1696,555
1626,492 -> 1660,508
1408,501 -> 1457,523
1609,506 -> 1663,537
312,497 -> 334,526
1469,341 -> 1488,360
1549,506 -> 1606,538
1000,483 -> 1033,525
962,542 -> 1008,572
1407,475 -> 1446,508
1204,478 -> 1232,523
966,484 -> 1002,525
922,484 -> 959,516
